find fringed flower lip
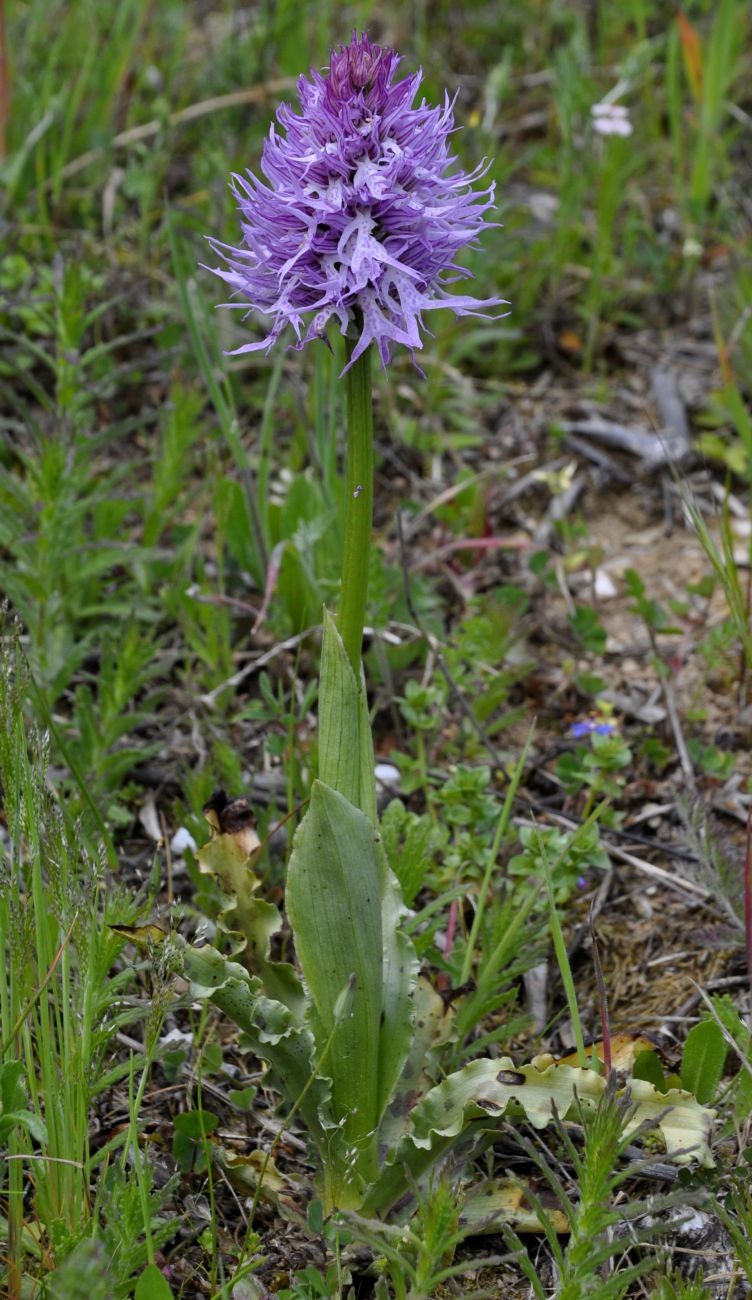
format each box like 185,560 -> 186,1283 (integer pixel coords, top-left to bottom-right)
204,32 -> 508,371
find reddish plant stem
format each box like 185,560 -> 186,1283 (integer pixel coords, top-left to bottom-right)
738,806 -> 744,1008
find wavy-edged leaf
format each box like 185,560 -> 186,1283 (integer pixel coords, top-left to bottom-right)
109,923 -> 167,948
554,1034 -> 657,1071
198,801 -> 304,1017
378,975 -> 453,1156
183,943 -> 333,1146
626,1075 -> 715,1162
376,854 -> 418,1126
411,1055 -> 715,1160
365,1055 -> 715,1217
183,944 -> 261,1039
318,608 -> 376,822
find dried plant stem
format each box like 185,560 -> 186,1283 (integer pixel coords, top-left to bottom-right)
57,78 -> 296,184
339,340 -> 374,673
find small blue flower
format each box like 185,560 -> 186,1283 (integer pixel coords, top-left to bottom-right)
569,718 -> 617,739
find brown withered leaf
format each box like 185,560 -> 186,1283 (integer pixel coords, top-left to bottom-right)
215,1147 -> 307,1224
202,789 -> 261,858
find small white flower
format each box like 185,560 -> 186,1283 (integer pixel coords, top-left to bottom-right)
594,569 -> 617,600
591,102 -> 633,138
682,236 -> 703,260
170,826 -> 198,855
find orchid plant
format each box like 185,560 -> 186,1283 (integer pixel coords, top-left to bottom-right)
182,33 -> 714,1221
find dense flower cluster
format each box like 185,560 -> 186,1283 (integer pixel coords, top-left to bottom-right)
206,33 -> 504,368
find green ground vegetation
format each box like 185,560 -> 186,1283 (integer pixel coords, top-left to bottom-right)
1,1 -> 751,1296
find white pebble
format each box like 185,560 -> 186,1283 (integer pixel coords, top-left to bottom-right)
375,763 -> 401,785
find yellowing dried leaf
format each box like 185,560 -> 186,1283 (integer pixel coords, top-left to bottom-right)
109,923 -> 167,949
461,1179 -> 570,1235
551,1034 -> 657,1071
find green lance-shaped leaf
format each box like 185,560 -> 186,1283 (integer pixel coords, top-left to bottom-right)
286,781 -> 385,1191
134,1264 -> 175,1300
134,1268 -> 174,1300
318,608 -> 376,822
286,783 -> 382,1115
1,1060 -> 28,1120
680,1019 -> 726,1104
364,1055 -> 716,1218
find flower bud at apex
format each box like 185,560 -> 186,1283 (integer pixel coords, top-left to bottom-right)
329,33 -> 385,102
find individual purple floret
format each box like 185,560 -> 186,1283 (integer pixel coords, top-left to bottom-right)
205,32 -> 506,369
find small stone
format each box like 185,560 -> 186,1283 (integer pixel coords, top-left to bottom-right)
375,762 -> 401,785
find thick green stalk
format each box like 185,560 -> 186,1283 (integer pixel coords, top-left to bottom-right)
339,339 -> 374,673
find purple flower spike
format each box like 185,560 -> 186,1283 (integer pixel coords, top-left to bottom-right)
205,32 -> 507,370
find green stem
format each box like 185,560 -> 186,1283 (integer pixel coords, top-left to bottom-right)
339,339 -> 374,674
540,801 -> 609,1070
460,721 -> 535,987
